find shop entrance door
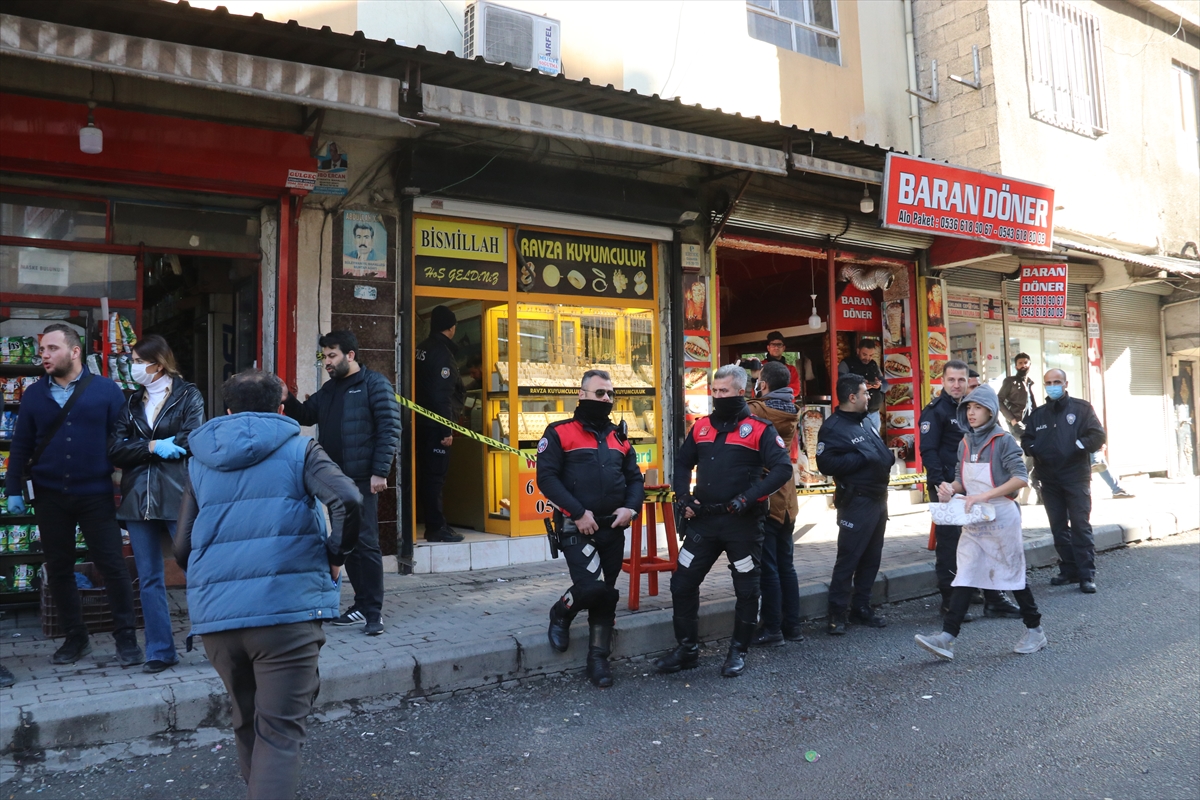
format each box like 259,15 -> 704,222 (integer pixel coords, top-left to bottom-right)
142,253 -> 259,418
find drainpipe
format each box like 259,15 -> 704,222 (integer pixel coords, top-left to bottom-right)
903,0 -> 923,157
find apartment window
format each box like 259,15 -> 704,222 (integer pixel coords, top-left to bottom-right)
747,0 -> 840,66
1174,61 -> 1200,168
1022,0 -> 1108,137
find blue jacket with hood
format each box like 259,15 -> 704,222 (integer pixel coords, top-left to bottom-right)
177,412 -> 361,635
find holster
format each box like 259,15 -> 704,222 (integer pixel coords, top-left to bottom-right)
545,512 -> 562,559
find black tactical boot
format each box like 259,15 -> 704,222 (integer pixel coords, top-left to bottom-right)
547,597 -> 574,653
654,617 -> 700,673
720,619 -> 757,678
826,607 -> 848,636
586,623 -> 614,688
984,593 -> 1023,619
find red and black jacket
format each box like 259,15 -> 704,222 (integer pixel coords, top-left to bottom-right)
673,410 -> 792,507
535,414 -> 646,520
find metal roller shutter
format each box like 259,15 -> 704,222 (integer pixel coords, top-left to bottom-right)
1100,290 -> 1169,474
944,267 -> 1004,294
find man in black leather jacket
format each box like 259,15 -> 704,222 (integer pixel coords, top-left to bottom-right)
536,369 -> 644,688
283,331 -> 399,635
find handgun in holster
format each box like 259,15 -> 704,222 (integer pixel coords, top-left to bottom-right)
673,499 -> 691,542
833,482 -> 859,510
544,511 -> 563,559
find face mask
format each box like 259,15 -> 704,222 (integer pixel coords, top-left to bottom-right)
131,363 -> 157,387
575,399 -> 612,426
1046,385 -> 1064,400
1015,368 -> 1029,378
712,395 -> 747,420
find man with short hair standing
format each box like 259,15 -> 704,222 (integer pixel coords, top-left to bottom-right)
537,370 -> 644,688
998,352 -> 1041,502
283,331 -> 399,636
818,375 -> 895,635
920,360 -> 1022,621
5,324 -> 142,667
763,332 -> 802,397
838,338 -> 888,431
1022,369 -> 1106,593
176,371 -> 361,799
414,305 -> 466,542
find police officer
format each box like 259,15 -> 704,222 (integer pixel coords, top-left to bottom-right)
919,360 -> 1022,621
654,365 -> 791,678
414,305 -> 465,543
817,374 -> 895,635
1022,369 -> 1105,593
537,370 -> 645,688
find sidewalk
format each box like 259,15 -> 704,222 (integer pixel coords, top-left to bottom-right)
2,476 -> 1196,760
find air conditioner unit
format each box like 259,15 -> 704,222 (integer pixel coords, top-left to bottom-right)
464,1 -> 561,76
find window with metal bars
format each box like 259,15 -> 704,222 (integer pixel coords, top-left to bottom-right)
746,0 -> 841,66
1021,0 -> 1109,137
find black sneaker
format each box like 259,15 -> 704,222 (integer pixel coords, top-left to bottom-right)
1049,574 -> 1078,586
142,659 -> 178,674
849,606 -> 887,628
782,626 -> 804,642
364,619 -> 385,636
331,609 -> 366,627
115,636 -> 145,667
425,526 -> 464,543
750,628 -> 785,648
52,636 -> 93,665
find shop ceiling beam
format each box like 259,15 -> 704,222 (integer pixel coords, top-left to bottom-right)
0,14 -> 417,123
420,84 -> 789,177
789,153 -> 883,186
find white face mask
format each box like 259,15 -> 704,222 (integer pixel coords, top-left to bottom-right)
131,363 -> 158,387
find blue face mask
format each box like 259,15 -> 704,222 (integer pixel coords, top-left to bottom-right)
1046,385 -> 1065,400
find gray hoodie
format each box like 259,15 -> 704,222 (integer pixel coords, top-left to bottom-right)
954,385 -> 1029,490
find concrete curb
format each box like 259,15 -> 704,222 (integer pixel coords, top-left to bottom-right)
3,517 -> 1192,756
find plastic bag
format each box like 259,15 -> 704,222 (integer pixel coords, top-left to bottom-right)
929,496 -> 996,526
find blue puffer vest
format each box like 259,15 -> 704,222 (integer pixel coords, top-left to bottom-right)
185,412 -> 337,635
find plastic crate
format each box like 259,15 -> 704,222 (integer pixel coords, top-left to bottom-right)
39,556 -> 144,638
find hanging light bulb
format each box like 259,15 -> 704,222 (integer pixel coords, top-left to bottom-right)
808,262 -> 821,329
860,184 -> 874,215
79,101 -> 102,154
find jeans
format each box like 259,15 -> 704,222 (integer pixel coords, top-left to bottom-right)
125,520 -> 178,664
34,490 -> 137,641
759,515 -> 800,633
1098,469 -> 1122,493
345,481 -> 384,622
865,411 -> 882,433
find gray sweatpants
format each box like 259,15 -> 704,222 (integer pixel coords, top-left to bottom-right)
203,621 -> 325,799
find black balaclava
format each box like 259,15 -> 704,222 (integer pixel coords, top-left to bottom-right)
712,395 -> 748,421
575,399 -> 612,427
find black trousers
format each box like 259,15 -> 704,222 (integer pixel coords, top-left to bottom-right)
204,621 -> 325,800
558,526 -> 624,626
34,490 -> 137,640
670,516 -> 763,628
942,585 -> 1040,638
1042,479 -> 1095,581
828,495 -> 887,612
935,524 -> 1008,606
345,480 -> 384,621
415,426 -> 450,532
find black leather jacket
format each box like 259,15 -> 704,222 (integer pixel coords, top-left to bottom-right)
109,376 -> 206,521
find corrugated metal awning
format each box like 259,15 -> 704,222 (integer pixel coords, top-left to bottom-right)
0,14 -> 411,122
421,84 -> 789,176
722,195 -> 933,256
1056,238 -> 1200,277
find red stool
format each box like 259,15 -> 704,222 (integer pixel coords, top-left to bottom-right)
621,485 -> 680,611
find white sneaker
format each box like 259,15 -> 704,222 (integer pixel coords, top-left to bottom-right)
1013,626 -> 1047,654
915,631 -> 955,660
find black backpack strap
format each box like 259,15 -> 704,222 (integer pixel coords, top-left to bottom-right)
28,373 -> 95,470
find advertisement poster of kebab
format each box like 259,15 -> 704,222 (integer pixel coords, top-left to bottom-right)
882,266 -> 917,467
920,276 -> 949,407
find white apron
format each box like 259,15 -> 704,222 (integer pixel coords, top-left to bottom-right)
952,459 -> 1027,591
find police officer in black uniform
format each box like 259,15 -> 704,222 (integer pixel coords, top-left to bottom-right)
537,369 -> 645,688
414,305 -> 465,543
919,360 -> 1022,621
817,374 -> 895,634
654,365 -> 791,678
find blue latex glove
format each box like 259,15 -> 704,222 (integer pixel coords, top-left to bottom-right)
7,495 -> 26,515
152,436 -> 187,460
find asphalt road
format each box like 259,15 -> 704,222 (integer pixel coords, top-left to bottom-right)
7,532 -> 1198,800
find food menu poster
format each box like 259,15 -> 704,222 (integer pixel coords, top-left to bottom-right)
923,278 -> 948,403
882,266 -> 917,466
683,273 -> 713,421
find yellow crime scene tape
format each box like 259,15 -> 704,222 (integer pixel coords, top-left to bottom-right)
396,393 -> 927,502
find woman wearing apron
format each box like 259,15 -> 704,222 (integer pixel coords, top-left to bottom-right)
915,385 -> 1047,660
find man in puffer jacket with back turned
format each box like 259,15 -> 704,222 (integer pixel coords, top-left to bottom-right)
175,371 -> 361,799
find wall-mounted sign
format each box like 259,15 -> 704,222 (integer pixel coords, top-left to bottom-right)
414,217 -> 509,291
1018,264 -> 1067,320
342,210 -> 387,278
17,250 -> 69,287
314,141 -> 348,196
285,169 -> 316,190
516,231 -> 653,300
681,243 -> 703,272
835,282 -> 879,332
881,153 -> 1055,252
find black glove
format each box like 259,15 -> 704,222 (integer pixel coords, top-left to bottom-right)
726,494 -> 751,516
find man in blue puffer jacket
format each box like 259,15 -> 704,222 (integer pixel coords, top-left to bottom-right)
174,371 -> 361,799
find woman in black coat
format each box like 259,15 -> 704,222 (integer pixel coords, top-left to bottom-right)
109,334 -> 205,673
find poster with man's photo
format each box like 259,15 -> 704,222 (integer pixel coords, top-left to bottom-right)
342,211 -> 387,278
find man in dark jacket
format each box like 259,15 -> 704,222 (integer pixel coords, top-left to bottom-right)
997,352 -> 1041,503
919,360 -> 1022,621
655,365 -> 792,678
817,374 -> 895,635
176,370 -> 361,800
1022,369 -> 1106,593
414,305 -> 466,543
283,331 -> 399,635
837,338 -> 889,431
4,324 -> 142,667
537,369 -> 645,688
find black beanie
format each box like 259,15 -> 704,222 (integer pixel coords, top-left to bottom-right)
430,305 -> 456,333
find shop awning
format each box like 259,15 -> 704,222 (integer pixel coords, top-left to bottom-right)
421,84 -> 789,176
0,14 -> 411,122
720,195 -> 933,256
1054,238 -> 1200,277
